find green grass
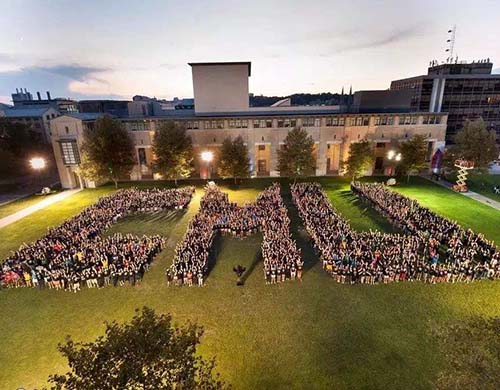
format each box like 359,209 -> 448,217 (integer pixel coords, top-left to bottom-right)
446,172 -> 500,202
0,178 -> 499,390
391,176 -> 500,245
0,193 -> 58,220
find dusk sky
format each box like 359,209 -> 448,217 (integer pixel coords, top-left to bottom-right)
1,0 -> 499,104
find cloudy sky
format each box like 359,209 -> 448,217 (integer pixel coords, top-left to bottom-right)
0,0 -> 499,104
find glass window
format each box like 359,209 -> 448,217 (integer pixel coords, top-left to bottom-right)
332,117 -> 338,126
258,144 -> 266,151
356,117 -> 363,126
387,117 -> 394,125
363,117 -> 369,126
339,117 -> 345,126
277,119 -> 284,128
314,118 -> 321,127
374,116 -> 381,125
266,119 -> 273,128
253,119 -> 260,128
60,140 -> 80,165
411,116 -> 417,125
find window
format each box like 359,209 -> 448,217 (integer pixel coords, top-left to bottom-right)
326,117 -> 333,127
277,119 -> 284,128
376,142 -> 385,148
338,117 -> 345,126
363,117 -> 369,126
60,140 -> 80,165
356,117 -> 363,126
258,144 -> 266,151
314,118 -> 321,127
387,117 -> 394,125
46,115 -> 50,121
404,116 -> 411,125
138,148 -> 147,165
374,116 -> 381,125
266,119 -> 273,128
302,117 -> 315,127
65,126 -> 69,135
205,121 -> 212,129
253,119 -> 260,128
411,116 -> 417,125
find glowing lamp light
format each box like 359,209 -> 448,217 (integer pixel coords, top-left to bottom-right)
201,151 -> 214,162
395,153 -> 402,162
387,150 -> 395,160
29,157 -> 46,170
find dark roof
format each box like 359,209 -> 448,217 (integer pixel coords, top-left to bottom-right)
188,62 -> 251,76
64,113 -> 107,121
2,107 -> 53,117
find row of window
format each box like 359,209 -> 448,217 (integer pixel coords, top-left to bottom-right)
122,114 -> 443,132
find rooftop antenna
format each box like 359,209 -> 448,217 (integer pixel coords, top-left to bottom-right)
445,25 -> 456,63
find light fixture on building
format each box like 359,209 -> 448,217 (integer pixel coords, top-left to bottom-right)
29,157 -> 46,170
201,151 -> 214,162
387,150 -> 402,161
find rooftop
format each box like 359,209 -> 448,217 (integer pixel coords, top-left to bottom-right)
188,61 -> 252,76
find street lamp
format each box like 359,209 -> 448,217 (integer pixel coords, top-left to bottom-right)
387,150 -> 402,176
29,157 -> 46,170
29,157 -> 46,190
200,151 -> 214,179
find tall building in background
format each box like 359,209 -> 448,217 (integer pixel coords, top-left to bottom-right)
390,60 -> 500,143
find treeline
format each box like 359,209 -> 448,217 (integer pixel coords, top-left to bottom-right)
250,92 -> 351,107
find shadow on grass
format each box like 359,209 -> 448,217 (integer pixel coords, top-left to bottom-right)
281,184 -> 320,273
240,247 -> 263,285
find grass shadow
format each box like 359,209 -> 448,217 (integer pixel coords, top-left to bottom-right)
240,246 -> 263,284
281,184 -> 320,273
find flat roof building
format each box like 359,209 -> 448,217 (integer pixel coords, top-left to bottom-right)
390,60 -> 500,143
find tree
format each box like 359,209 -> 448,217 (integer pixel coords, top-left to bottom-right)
44,307 -> 229,390
80,116 -> 135,188
399,134 -> 428,182
454,118 -> 498,171
217,136 -> 250,183
343,139 -> 374,180
277,127 -> 316,178
433,316 -> 500,390
152,121 -> 194,185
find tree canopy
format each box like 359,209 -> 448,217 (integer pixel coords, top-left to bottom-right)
44,307 -> 229,390
343,139 -> 374,179
277,127 -> 316,178
433,316 -> 500,390
79,116 -> 136,188
454,118 -> 498,170
152,121 -> 194,184
398,134 -> 428,182
217,136 -> 250,182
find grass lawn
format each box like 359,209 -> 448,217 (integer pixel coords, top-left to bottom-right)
0,193 -> 59,220
390,176 -> 500,245
445,172 -> 500,202
0,177 -> 499,390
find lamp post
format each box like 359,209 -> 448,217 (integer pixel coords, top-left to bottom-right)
200,151 -> 214,180
29,157 -> 46,190
387,150 -> 402,176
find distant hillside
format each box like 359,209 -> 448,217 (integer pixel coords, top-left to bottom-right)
250,92 -> 351,107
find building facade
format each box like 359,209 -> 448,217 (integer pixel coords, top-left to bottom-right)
50,62 -> 447,189
391,60 -> 500,143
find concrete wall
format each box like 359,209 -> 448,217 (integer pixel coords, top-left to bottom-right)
191,64 -> 249,113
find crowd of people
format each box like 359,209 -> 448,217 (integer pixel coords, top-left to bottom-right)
257,184 -> 303,284
167,183 -> 302,286
0,187 -> 194,291
291,182 -> 500,284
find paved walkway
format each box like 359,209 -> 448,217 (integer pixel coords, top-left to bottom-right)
421,176 -> 500,211
0,189 -> 82,229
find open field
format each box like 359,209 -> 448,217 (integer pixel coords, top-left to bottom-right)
0,177 -> 499,389
445,172 -> 500,202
